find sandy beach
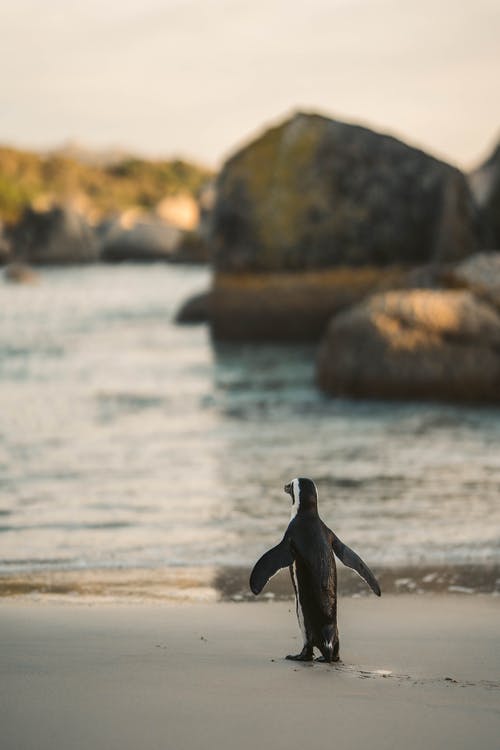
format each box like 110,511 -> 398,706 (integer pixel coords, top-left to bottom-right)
1,595 -> 499,750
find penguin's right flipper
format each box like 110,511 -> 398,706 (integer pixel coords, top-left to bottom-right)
332,535 -> 381,596
250,537 -> 294,595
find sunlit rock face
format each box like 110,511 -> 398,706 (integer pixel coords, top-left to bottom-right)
155,193 -> 199,231
211,112 -> 482,273
317,289 -> 500,402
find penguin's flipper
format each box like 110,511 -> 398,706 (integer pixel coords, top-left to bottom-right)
332,535 -> 381,596
250,537 -> 294,595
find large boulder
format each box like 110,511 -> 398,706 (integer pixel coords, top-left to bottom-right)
10,205 -> 98,265
469,141 -> 500,248
175,290 -> 212,324
99,218 -> 182,262
210,267 -> 406,341
212,112 -> 482,272
207,262 -> 450,341
317,289 -> 500,402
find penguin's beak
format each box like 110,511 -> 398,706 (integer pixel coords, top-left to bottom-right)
284,483 -> 292,496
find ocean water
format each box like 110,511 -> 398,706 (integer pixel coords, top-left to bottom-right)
1,264 -> 499,598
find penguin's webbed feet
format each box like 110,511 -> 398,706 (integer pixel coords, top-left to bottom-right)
285,645 -> 314,661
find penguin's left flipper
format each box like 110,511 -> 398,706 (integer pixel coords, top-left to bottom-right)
332,535 -> 381,596
250,537 -> 294,595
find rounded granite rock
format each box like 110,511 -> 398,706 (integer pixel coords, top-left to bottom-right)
317,289 -> 500,402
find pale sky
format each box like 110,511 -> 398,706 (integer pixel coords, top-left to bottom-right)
0,0 -> 499,170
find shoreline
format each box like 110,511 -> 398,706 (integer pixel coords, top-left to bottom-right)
0,562 -> 499,603
1,596 -> 499,750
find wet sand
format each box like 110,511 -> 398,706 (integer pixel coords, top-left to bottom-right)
1,595 -> 499,750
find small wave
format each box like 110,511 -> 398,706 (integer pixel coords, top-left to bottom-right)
0,557 -> 76,567
0,345 -> 66,358
315,474 -> 407,489
96,392 -> 167,409
96,305 -> 172,324
1,563 -> 499,602
95,392 -> 169,422
0,521 -> 133,533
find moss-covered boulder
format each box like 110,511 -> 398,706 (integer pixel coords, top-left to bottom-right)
212,112 -> 482,272
317,289 -> 500,402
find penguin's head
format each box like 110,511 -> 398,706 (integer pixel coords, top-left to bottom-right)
284,477 -> 318,515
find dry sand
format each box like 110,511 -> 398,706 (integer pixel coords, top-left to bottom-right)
1,595 -> 499,750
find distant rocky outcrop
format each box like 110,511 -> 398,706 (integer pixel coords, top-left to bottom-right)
469,141 -> 500,248
10,205 -> 98,265
99,219 -> 182,262
212,112 -> 482,273
3,262 -> 39,284
0,144 -> 213,225
317,289 -> 500,402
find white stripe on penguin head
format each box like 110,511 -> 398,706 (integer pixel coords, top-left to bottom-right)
290,477 -> 300,519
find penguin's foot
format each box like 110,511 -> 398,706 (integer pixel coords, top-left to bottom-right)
286,646 -> 314,661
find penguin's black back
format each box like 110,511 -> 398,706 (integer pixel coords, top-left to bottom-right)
289,512 -> 337,623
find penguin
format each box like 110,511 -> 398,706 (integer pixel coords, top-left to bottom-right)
249,477 -> 381,662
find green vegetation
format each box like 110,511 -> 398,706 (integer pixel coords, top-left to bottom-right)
219,114 -> 331,268
0,146 -> 213,224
